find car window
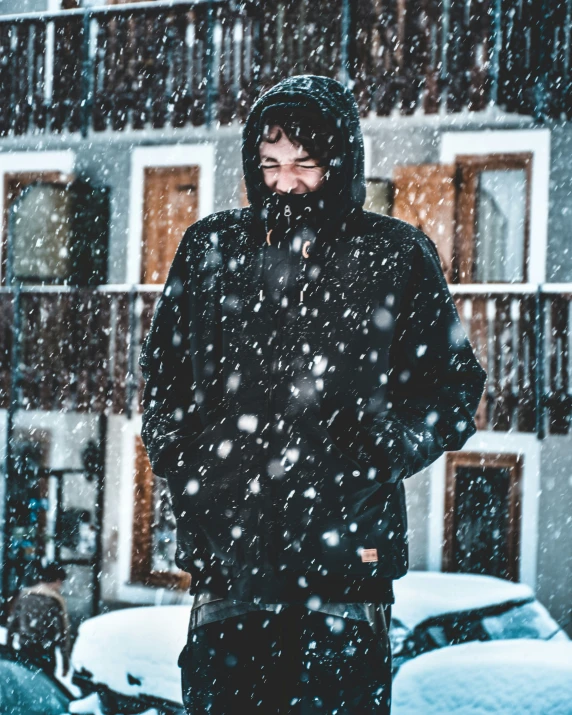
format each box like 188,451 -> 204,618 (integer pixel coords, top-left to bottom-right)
481,601 -> 562,641
0,660 -> 70,715
424,617 -> 489,649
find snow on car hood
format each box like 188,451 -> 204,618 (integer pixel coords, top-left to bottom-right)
393,571 -> 533,630
392,640 -> 572,715
71,605 -> 190,704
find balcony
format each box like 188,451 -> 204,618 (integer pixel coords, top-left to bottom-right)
0,284 -> 571,437
0,0 -> 570,137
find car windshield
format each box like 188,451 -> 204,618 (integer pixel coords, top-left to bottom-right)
481,601 -> 562,640
0,660 -> 70,715
424,600 -> 563,649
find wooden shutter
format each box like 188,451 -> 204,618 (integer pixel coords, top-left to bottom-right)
140,165 -> 200,284
392,164 -> 455,282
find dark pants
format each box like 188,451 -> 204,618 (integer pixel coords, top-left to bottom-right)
179,605 -> 392,714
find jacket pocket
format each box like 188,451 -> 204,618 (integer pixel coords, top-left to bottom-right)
271,414 -> 408,578
166,422 -> 245,566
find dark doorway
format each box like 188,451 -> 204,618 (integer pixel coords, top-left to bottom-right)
444,452 -> 522,581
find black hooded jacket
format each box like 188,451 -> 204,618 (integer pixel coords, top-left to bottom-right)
140,75 -> 487,603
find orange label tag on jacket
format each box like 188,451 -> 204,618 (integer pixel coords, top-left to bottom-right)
361,549 -> 378,563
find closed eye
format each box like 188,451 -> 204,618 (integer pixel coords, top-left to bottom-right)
260,163 -> 321,170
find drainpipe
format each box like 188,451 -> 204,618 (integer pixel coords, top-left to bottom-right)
339,0 -> 354,89
205,0 -> 215,128
1,201 -> 22,607
535,285 -> 546,440
80,9 -> 93,138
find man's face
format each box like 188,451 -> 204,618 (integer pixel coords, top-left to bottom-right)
259,125 -> 326,195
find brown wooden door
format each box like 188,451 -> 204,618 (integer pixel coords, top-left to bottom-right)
140,165 -> 200,285
444,452 -> 522,581
392,164 -> 456,282
2,171 -> 73,285
131,435 -> 191,589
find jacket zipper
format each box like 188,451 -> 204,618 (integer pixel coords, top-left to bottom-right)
262,301 -> 282,571
261,244 -> 304,571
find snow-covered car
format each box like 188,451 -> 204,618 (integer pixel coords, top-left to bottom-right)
72,606 -> 188,714
0,645 -> 107,715
390,571 -> 568,672
392,639 -> 572,715
71,571 -> 569,709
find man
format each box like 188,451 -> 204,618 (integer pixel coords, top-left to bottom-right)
7,562 -> 70,676
140,75 -> 487,714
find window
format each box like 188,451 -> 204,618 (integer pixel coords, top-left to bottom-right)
364,178 -> 392,216
440,129 -> 550,284
392,154 -> 532,284
2,171 -> 72,285
455,153 -> 531,284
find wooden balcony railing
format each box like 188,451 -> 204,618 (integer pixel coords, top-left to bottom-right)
0,0 -> 570,137
1,283 -> 572,437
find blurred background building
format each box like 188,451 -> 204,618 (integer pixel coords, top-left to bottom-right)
0,0 -> 570,637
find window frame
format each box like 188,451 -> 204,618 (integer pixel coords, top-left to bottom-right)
440,129 -> 550,284
454,152 -> 532,284
443,451 -> 523,581
0,150 -> 75,285
127,143 -> 215,285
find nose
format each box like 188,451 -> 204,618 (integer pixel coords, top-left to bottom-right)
273,166 -> 300,194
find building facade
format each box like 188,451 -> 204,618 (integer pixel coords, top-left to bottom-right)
0,0 -> 571,635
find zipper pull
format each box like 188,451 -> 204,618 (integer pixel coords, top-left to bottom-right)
284,204 -> 291,227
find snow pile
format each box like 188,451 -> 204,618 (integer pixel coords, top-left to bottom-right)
393,571 -> 533,629
68,692 -> 105,714
392,640 -> 572,715
71,605 -> 190,705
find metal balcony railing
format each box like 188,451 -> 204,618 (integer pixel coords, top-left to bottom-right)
0,0 -> 570,136
1,283 -> 572,437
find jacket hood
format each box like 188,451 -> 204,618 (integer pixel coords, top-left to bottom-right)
242,75 -> 366,225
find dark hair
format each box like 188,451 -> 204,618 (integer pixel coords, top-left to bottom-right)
40,562 -> 67,583
259,106 -> 341,166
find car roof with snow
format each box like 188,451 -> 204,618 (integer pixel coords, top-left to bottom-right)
72,605 -> 190,705
392,571 -> 534,631
392,639 -> 572,715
